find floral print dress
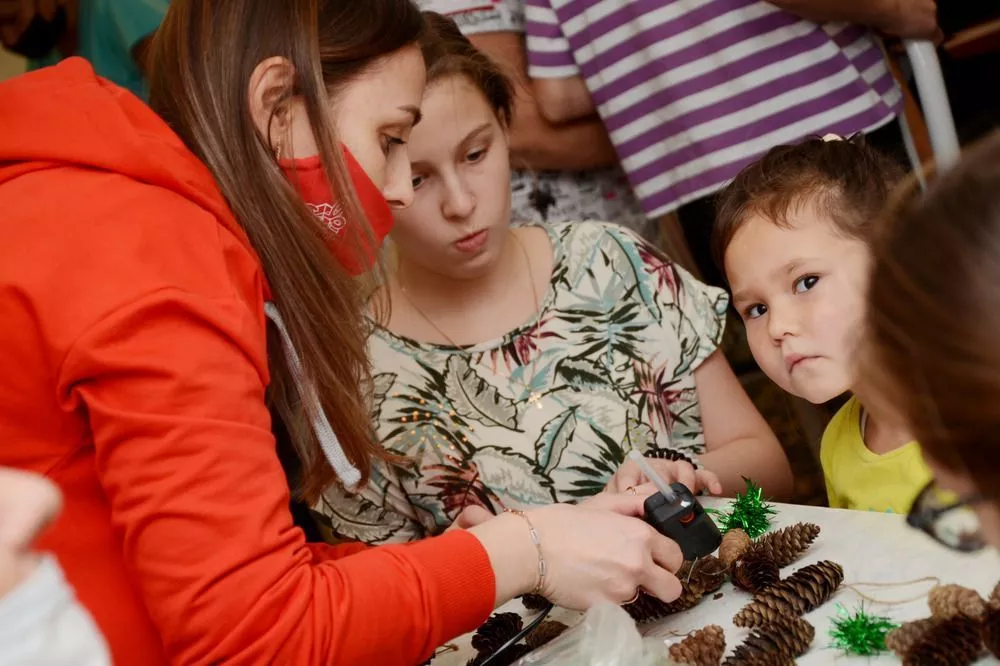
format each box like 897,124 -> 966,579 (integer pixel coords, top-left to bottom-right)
316,221 -> 727,543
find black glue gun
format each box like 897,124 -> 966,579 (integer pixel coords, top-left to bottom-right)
628,450 -> 722,561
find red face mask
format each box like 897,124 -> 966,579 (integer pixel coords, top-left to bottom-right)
280,146 -> 393,275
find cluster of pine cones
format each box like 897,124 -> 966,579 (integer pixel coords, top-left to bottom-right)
462,608 -> 570,666
665,523 -> 844,666
886,581 -> 1000,665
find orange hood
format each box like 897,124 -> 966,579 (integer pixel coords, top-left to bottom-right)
0,57 -> 251,252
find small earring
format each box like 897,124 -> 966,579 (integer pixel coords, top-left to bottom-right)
273,140 -> 283,161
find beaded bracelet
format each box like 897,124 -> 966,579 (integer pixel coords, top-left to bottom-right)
504,509 -> 546,595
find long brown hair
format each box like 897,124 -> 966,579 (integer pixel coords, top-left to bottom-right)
713,135 -> 904,277
148,0 -> 423,501
863,129 -> 1000,496
419,12 -> 514,126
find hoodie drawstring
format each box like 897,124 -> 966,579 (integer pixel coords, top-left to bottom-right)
264,302 -> 362,490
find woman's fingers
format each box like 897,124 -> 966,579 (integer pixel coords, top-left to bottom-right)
671,461 -> 697,493
648,529 -> 684,573
639,565 -> 683,603
579,491 -> 647,518
698,469 -> 724,495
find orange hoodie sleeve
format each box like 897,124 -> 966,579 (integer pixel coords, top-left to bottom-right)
53,235 -> 494,663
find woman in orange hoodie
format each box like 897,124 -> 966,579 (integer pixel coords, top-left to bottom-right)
0,1 -> 688,664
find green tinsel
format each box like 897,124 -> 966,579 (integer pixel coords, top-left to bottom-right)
828,604 -> 899,656
706,478 -> 775,538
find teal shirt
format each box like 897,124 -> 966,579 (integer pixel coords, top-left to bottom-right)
30,0 -> 168,100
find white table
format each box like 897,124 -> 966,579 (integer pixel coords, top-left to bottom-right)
430,500 -> 1000,665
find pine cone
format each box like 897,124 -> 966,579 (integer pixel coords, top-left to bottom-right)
929,584 -> 987,620
669,625 -> 726,666
731,552 -> 779,594
723,615 -> 814,665
749,523 -> 820,568
525,621 -> 568,651
731,603 -> 792,630
902,615 -> 983,666
982,604 -> 1000,658
519,593 -> 551,611
886,618 -> 940,655
682,556 -> 728,594
722,654 -> 795,666
624,577 -> 706,624
719,529 -> 752,567
733,561 -> 843,623
471,612 -> 524,654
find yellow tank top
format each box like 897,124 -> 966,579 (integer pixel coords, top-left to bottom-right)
819,397 -> 932,513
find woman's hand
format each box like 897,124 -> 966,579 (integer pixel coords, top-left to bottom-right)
469,496 -> 683,611
605,456 -> 722,496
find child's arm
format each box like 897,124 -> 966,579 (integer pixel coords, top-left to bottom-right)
694,352 -> 795,500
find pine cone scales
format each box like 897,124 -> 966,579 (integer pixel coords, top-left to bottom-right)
723,654 -> 795,666
624,581 -> 705,624
730,603 -> 790,629
887,618 -> 941,655
669,625 -> 726,666
731,552 -> 779,593
724,616 -> 815,665
749,523 -> 821,568
734,561 -> 843,623
525,620 -> 568,651
929,584 -> 987,620
719,529 -> 752,567
982,605 -> 1000,658
470,612 -> 523,654
902,616 -> 983,666
683,556 -> 728,594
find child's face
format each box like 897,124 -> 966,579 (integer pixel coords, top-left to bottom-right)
726,206 -> 871,404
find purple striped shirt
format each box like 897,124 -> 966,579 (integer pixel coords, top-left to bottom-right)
526,0 -> 902,217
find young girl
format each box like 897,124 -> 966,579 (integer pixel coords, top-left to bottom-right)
0,1 -> 690,664
862,129 -> 1000,551
318,13 -> 792,544
715,136 -> 932,514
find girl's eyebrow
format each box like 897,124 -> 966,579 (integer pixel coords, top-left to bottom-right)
399,105 -> 423,126
458,123 -> 493,149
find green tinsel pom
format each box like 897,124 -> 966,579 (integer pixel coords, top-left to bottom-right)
828,604 -> 899,656
706,478 -> 775,538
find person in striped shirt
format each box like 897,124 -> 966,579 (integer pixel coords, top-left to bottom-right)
524,0 -> 938,283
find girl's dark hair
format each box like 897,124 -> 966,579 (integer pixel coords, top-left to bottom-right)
863,129 -> 1000,498
418,11 -> 514,126
147,0 -> 423,501
713,135 -> 905,278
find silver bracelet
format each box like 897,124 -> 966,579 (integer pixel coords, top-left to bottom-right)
505,509 -> 546,594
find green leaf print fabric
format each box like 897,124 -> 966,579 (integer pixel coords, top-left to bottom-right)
316,221 -> 728,544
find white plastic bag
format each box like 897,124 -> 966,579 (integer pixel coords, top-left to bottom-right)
512,603 -> 677,666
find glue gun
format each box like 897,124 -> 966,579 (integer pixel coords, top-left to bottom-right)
628,450 -> 722,561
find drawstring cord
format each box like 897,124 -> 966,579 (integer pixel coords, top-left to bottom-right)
264,302 -> 362,490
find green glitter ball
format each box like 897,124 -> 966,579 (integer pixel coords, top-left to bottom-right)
707,478 -> 776,538
829,604 -> 899,656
